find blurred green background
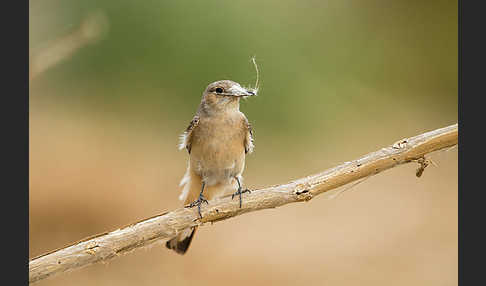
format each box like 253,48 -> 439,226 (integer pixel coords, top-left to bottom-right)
30,0 -> 457,285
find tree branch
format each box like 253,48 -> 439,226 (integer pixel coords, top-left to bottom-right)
29,123 -> 458,284
29,10 -> 109,82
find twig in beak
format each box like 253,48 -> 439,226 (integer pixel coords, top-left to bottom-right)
250,56 -> 259,94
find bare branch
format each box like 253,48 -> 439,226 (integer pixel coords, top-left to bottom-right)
29,11 -> 109,82
29,123 -> 458,284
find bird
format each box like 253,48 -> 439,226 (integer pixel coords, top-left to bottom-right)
166,80 -> 256,255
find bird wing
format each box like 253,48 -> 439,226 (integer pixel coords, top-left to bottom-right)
178,116 -> 199,154
244,117 -> 255,154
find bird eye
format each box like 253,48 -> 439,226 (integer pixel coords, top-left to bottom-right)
215,87 -> 224,94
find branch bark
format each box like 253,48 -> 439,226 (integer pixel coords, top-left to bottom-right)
29,123 -> 458,284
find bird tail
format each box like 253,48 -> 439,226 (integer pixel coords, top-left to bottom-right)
166,167 -> 203,255
165,226 -> 197,255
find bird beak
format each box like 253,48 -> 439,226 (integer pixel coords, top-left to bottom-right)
228,85 -> 256,97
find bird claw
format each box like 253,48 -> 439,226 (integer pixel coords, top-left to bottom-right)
187,194 -> 209,218
231,188 -> 251,199
231,188 -> 251,208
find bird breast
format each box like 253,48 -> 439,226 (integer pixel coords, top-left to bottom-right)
189,112 -> 247,185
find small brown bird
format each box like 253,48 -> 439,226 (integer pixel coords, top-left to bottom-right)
166,80 -> 256,255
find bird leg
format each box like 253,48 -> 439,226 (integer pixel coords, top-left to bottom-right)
232,177 -> 251,208
187,182 -> 208,218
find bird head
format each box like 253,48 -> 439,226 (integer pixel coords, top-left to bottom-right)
200,80 -> 256,113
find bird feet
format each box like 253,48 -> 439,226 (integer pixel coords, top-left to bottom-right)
187,194 -> 209,219
231,188 -> 251,208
